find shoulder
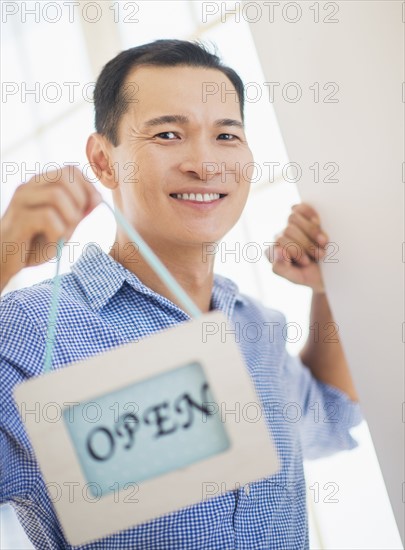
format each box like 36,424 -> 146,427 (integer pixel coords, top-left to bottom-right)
0,272 -> 100,377
1,271 -> 87,327
1,278 -> 53,328
213,272 -> 286,323
0,271 -> 92,358
213,272 -> 287,346
238,291 -> 287,325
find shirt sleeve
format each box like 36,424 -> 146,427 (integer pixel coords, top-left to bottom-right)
282,349 -> 364,460
0,295 -> 46,502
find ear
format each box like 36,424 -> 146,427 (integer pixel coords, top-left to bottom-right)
86,133 -> 118,189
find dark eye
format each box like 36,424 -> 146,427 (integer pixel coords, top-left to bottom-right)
218,133 -> 239,141
154,131 -> 178,140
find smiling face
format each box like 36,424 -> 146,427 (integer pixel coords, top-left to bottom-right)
108,65 -> 254,248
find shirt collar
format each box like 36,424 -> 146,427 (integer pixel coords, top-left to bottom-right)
71,244 -> 248,314
71,244 -> 126,311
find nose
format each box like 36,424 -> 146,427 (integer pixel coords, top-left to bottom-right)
178,138 -> 221,181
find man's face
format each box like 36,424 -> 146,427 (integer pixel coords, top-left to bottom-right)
110,65 -> 254,248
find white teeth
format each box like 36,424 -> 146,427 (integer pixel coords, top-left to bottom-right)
174,192 -> 221,202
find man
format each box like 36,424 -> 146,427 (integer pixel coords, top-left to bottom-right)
0,39 -> 361,549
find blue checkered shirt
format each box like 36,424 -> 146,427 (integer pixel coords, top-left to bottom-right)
0,244 -> 362,549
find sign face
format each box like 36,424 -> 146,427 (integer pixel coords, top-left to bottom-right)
63,362 -> 231,497
14,311 -> 280,545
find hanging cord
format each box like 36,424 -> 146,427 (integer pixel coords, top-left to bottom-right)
42,200 -> 202,374
43,238 -> 64,373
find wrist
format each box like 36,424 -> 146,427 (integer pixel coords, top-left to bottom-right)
311,285 -> 326,296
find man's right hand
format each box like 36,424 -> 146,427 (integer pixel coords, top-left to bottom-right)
1,166 -> 102,292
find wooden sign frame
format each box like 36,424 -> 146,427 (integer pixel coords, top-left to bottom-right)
14,310 -> 280,545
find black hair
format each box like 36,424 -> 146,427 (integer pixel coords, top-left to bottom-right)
93,39 -> 245,146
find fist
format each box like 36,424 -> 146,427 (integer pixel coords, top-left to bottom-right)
1,166 -> 102,291
266,203 -> 329,294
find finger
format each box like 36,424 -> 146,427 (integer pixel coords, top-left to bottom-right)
266,239 -> 308,265
20,206 -> 68,246
273,235 -> 312,267
76,169 -> 103,213
282,223 -> 324,262
288,210 -> 328,247
272,249 -> 298,278
24,170 -> 87,213
57,167 -> 89,212
272,242 -> 306,282
292,203 -> 320,224
14,184 -> 80,230
26,166 -> 101,214
59,166 -> 102,213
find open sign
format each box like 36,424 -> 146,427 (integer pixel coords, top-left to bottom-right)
64,362 -> 230,497
14,311 -> 280,545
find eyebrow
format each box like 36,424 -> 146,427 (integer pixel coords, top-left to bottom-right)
142,115 -> 244,129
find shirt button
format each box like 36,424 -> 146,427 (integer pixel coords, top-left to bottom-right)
244,483 -> 250,497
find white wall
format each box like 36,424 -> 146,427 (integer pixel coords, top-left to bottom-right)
248,0 -> 404,544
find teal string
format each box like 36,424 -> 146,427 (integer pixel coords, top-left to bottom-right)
42,200 -> 202,374
103,202 -> 202,320
43,238 -> 64,374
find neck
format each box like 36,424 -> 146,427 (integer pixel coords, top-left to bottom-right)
110,230 -> 216,314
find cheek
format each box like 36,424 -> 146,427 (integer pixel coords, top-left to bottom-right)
125,157 -> 162,203
236,153 -> 254,193
137,150 -> 172,187
223,148 -> 254,184
242,162 -> 255,183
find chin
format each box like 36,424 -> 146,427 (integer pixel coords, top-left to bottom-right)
176,231 -> 226,248
179,224 -> 228,242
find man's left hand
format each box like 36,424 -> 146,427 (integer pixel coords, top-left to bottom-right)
267,203 -> 328,294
